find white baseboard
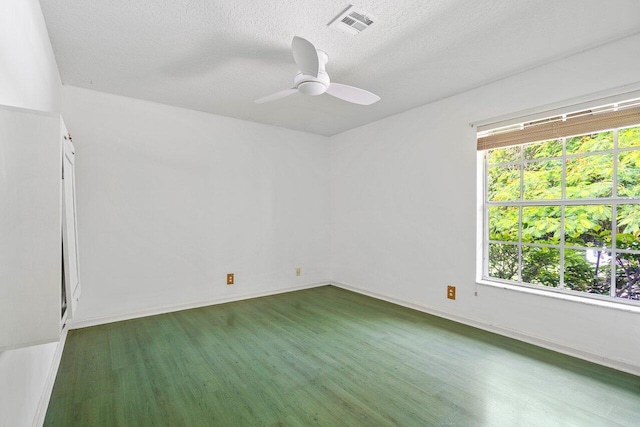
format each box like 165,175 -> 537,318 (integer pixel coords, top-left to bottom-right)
32,328 -> 68,427
330,281 -> 640,377
67,281 -> 330,330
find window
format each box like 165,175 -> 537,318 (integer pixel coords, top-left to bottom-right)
480,101 -> 640,303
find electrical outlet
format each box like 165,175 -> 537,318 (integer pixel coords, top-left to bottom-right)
227,273 -> 234,285
447,285 -> 456,300
296,267 -> 301,276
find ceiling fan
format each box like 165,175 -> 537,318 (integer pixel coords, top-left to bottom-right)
254,36 -> 380,106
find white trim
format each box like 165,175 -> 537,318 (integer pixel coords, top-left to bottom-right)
330,280 -> 640,377
32,328 -> 68,427
67,281 -> 330,330
0,103 -> 59,118
0,337 -> 61,353
471,84 -> 640,131
477,279 -> 640,314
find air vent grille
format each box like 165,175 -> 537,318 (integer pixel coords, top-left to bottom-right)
328,5 -> 376,36
342,16 -> 356,26
349,12 -> 373,26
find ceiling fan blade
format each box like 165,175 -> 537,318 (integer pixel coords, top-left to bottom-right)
292,36 -> 319,77
254,88 -> 298,104
325,83 -> 380,105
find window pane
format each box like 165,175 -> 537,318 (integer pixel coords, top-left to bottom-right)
484,123 -> 640,304
616,204 -> 640,251
564,205 -> 612,248
521,246 -> 560,287
487,146 -> 520,164
618,126 -> 640,149
488,165 -> 520,201
566,131 -> 613,154
564,249 -> 611,295
565,154 -> 613,198
522,206 -> 560,244
523,139 -> 562,160
523,160 -> 562,200
617,150 -> 640,197
489,206 -> 518,242
615,253 -> 640,300
488,243 -> 518,281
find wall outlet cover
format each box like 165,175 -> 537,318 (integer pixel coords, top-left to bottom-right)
447,285 -> 456,300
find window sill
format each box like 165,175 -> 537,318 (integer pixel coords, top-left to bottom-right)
476,279 -> 640,314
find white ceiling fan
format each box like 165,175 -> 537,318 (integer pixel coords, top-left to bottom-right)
254,36 -> 380,106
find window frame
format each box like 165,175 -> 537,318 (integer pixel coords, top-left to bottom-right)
481,126 -> 640,306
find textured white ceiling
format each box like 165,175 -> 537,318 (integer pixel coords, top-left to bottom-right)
40,0 -> 640,136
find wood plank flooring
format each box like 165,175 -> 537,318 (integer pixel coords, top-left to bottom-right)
45,286 -> 640,426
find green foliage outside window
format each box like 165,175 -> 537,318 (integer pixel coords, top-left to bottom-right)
486,126 -> 640,301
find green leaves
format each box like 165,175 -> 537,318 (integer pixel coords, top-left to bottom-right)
616,233 -> 640,251
564,205 -> 612,247
619,126 -> 640,148
522,246 -> 560,287
617,205 -> 640,251
523,160 -> 562,200
489,206 -> 518,241
485,127 -> 640,300
566,132 -> 613,154
564,249 -> 610,295
524,139 -> 563,160
488,243 -> 518,281
488,165 -> 520,201
565,154 -> 613,199
522,206 -> 560,244
486,146 -> 520,164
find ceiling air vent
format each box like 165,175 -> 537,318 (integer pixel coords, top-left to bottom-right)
328,5 -> 376,36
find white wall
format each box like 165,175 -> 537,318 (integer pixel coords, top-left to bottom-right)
0,0 -> 61,112
61,86 -> 331,323
0,108 -> 62,351
0,343 -> 58,427
330,33 -> 640,374
0,1 -> 62,426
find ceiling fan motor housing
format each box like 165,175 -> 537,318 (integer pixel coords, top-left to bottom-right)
294,50 -> 330,96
